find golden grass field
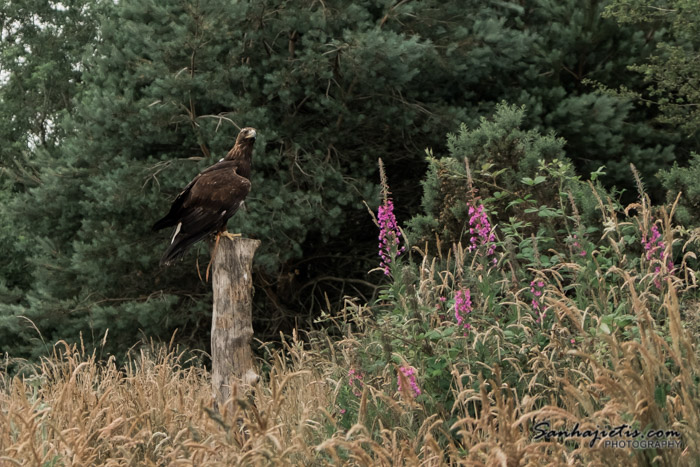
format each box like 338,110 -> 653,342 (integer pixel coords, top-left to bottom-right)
1,274 -> 698,465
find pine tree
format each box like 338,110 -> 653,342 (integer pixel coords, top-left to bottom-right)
604,0 -> 700,137
0,0 -> 100,162
604,0 -> 700,226
0,0 -> 101,336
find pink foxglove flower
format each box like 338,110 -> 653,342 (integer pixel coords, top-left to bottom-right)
378,198 -> 405,275
571,234 -> 587,257
348,368 -> 364,397
454,289 -> 472,334
398,366 -> 421,397
642,222 -> 674,288
530,279 -> 546,322
468,203 -> 496,260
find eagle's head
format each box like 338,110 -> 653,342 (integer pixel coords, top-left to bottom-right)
224,127 -> 257,162
237,127 -> 257,144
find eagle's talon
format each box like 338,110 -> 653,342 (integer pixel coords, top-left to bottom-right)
220,231 -> 242,241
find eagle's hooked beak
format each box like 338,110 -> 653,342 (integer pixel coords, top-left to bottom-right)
246,129 -> 257,141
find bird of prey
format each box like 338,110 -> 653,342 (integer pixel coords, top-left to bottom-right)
153,127 -> 256,266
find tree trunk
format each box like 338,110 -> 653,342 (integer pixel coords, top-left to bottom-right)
211,236 -> 261,408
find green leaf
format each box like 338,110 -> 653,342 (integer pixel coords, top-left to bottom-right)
654,384 -> 667,408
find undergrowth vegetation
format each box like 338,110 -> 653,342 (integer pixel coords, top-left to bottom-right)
2,153 -> 700,465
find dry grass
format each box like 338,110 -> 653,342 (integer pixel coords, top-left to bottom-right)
2,276 -> 697,467
1,336 -> 336,466
2,203 -> 699,466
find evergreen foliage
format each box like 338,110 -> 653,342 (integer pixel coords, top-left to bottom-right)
409,103 -> 593,251
1,0 -> 473,359
494,0 -> 680,197
0,0 -> 103,355
604,0 -> 700,137
658,152 -> 700,227
0,0 -> 696,361
0,0 -> 100,164
605,0 -> 700,227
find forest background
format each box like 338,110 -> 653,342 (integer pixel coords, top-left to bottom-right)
1,0 -> 698,362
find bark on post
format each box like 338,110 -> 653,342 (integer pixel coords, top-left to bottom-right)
211,236 -> 261,408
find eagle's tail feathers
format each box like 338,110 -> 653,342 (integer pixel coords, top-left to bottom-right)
159,231 -> 210,266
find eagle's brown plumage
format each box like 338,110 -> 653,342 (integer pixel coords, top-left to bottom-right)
153,127 -> 257,265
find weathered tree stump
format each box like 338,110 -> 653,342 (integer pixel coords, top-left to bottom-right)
210,236 -> 261,408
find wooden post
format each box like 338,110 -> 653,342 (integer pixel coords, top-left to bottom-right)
211,236 -> 261,408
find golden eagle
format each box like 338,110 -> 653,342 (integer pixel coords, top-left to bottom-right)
153,127 -> 257,266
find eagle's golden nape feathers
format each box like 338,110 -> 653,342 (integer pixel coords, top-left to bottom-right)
153,127 -> 256,267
